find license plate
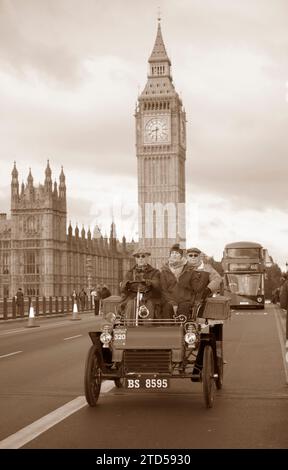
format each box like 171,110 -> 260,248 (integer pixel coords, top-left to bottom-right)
125,377 -> 169,389
240,301 -> 249,305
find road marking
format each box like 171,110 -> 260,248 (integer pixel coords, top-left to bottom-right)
0,381 -> 115,449
63,334 -> 82,341
0,351 -> 22,359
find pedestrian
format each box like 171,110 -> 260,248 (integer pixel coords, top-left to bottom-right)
79,288 -> 87,311
15,287 -> 24,316
279,274 -> 288,348
94,283 -> 112,315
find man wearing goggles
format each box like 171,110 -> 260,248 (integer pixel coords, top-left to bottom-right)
186,247 -> 222,300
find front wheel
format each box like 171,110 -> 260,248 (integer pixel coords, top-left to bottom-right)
202,345 -> 215,408
84,345 -> 102,406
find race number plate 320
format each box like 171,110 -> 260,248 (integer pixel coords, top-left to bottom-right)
125,377 -> 169,389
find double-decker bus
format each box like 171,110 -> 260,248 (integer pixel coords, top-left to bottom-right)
222,241 -> 265,309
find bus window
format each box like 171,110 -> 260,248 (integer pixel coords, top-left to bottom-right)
227,274 -> 261,296
227,248 -> 261,258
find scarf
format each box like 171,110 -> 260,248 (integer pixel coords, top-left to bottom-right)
168,258 -> 187,280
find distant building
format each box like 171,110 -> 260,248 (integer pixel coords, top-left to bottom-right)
135,19 -> 187,268
0,162 -> 134,298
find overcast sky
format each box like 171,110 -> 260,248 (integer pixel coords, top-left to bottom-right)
1,0 -> 288,268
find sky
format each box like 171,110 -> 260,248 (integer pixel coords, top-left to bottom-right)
0,0 -> 288,268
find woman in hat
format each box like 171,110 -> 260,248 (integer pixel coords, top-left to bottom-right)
160,243 -> 198,318
119,248 -> 161,320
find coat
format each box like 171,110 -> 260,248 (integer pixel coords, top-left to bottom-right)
120,264 -> 161,302
189,261 -> 222,293
160,262 -> 203,305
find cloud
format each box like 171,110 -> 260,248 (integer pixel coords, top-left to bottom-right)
0,0 -> 288,266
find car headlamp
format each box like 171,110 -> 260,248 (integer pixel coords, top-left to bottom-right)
184,331 -> 197,345
100,327 -> 112,347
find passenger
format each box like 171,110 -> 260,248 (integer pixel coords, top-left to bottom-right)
160,243 -> 199,319
119,248 -> 161,320
186,247 -> 222,301
279,274 -> 288,347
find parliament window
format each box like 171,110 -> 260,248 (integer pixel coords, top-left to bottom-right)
24,251 -> 39,274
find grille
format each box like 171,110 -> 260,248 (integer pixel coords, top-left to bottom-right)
124,349 -> 171,374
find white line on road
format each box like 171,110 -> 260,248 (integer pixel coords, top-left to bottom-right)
0,381 -> 115,449
63,334 -> 82,341
0,350 -> 22,359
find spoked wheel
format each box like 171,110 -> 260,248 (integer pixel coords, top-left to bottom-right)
202,345 -> 215,408
114,378 -> 125,388
216,342 -> 224,390
84,345 -> 102,406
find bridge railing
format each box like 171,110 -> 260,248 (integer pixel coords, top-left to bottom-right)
0,296 -> 93,320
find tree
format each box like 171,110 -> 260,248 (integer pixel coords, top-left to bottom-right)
264,264 -> 282,300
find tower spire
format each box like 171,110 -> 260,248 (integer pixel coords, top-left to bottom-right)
44,160 -> 52,192
11,161 -> 19,203
149,18 -> 170,65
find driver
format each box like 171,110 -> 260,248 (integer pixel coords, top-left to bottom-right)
119,248 -> 161,320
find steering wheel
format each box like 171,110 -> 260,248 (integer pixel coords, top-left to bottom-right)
128,280 -> 150,294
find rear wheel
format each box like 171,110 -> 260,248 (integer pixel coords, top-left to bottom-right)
84,345 -> 102,406
216,355 -> 224,390
202,345 -> 215,408
215,336 -> 224,389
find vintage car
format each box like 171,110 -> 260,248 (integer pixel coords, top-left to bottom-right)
84,281 -> 230,409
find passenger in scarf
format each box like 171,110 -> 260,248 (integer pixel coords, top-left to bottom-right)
160,243 -> 199,319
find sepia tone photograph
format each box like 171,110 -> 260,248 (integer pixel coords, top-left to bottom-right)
0,0 -> 287,455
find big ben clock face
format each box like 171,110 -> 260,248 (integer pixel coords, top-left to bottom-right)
144,116 -> 170,144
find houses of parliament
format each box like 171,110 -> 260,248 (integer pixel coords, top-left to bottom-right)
0,161 -> 135,298
0,19 -> 187,297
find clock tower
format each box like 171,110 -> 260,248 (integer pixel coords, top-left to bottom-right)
135,19 -> 186,268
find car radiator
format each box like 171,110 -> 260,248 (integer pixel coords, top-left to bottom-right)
123,349 -> 172,374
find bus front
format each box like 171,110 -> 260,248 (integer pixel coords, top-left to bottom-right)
222,243 -> 265,309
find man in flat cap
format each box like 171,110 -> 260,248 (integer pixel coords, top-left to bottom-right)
119,248 -> 161,320
186,247 -> 222,300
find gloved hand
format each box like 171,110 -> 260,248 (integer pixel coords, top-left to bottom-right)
202,287 -> 212,300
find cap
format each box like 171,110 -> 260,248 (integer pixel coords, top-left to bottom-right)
170,243 -> 183,256
132,247 -> 151,257
187,247 -> 201,255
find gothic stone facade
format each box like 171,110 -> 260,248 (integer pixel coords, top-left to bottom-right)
136,20 -> 187,269
0,162 -> 134,298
